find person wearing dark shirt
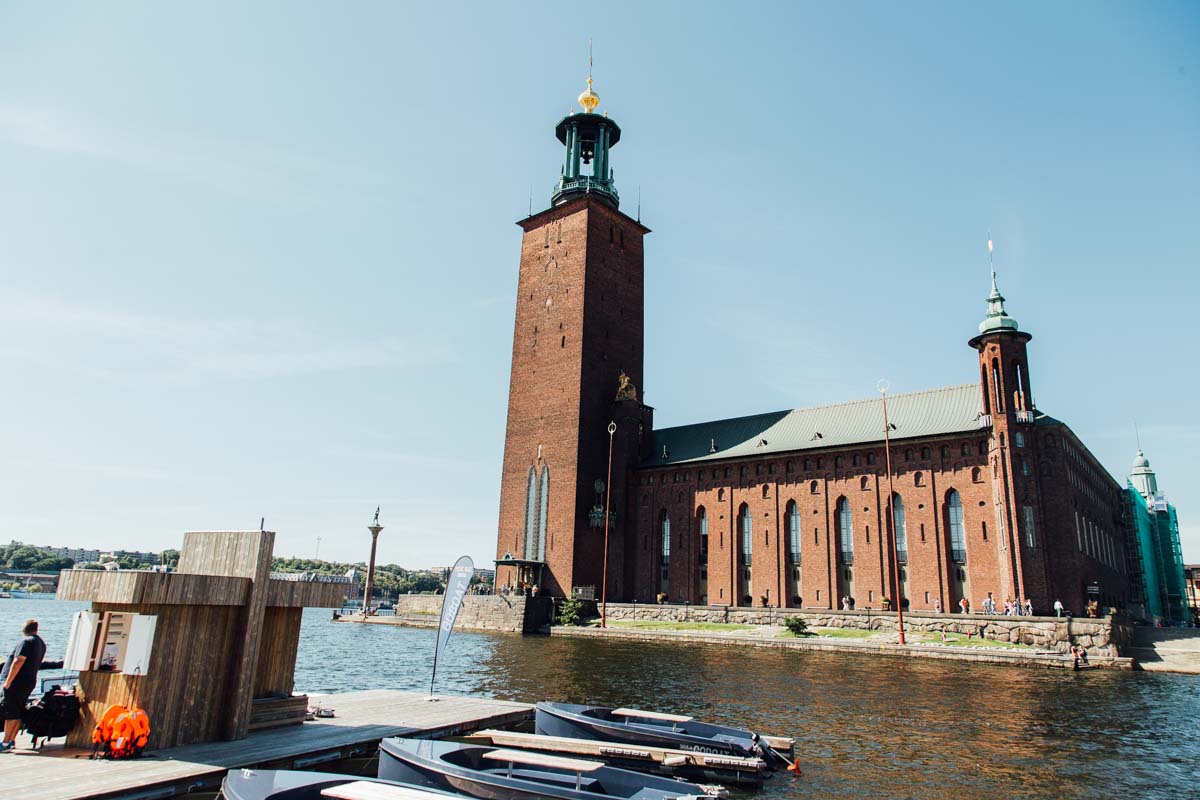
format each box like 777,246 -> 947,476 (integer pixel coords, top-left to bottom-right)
0,619 -> 46,752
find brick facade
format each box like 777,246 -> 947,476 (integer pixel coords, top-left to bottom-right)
495,107 -> 1131,618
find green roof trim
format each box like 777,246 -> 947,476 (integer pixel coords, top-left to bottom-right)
645,384 -> 1041,467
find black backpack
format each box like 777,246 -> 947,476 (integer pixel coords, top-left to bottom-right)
22,686 -> 82,749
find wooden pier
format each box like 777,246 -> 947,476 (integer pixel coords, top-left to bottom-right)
1,689 -> 532,800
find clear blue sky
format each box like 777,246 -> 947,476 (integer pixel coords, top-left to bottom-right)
1,2 -> 1197,568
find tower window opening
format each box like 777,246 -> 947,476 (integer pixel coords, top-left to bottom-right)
836,497 -> 853,564
738,504 -> 752,567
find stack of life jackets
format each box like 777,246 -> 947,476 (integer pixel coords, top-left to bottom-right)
91,703 -> 151,759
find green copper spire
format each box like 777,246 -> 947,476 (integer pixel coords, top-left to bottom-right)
977,237 -> 1019,335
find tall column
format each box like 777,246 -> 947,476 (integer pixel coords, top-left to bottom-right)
570,124 -> 581,180
363,522 -> 383,614
594,125 -> 606,183
564,126 -> 576,179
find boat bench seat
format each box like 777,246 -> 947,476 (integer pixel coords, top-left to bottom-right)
489,768 -> 602,790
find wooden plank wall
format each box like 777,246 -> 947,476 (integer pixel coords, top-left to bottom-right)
66,602 -> 243,750
57,570 -> 249,605
178,530 -> 275,741
267,578 -> 347,608
253,606 -> 303,698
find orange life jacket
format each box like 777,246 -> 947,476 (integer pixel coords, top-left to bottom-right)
91,703 -> 151,758
92,704 -> 127,746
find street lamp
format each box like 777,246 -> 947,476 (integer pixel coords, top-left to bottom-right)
601,421 -> 616,628
363,507 -> 383,617
878,380 -> 906,646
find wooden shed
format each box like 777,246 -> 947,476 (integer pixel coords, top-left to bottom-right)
56,531 -> 347,749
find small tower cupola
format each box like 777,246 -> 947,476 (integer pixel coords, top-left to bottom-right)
1130,449 -> 1158,499
552,56 -> 621,209
978,270 -> 1020,335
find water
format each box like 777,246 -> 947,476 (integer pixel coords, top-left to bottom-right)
4,600 -> 1198,798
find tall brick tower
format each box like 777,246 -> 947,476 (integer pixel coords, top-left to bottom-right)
968,252 -> 1051,607
495,74 -> 652,598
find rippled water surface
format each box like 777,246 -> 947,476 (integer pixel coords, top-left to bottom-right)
5,600 -> 1197,799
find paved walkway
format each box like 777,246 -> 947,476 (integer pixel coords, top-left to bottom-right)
1128,627 -> 1200,674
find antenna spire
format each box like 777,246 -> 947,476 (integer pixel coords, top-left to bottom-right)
1134,419 -> 1142,450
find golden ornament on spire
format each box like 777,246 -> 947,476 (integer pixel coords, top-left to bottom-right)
578,77 -> 600,113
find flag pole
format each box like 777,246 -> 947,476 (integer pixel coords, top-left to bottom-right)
878,380 -> 906,645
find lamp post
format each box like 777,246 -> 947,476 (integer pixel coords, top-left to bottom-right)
878,380 -> 906,646
601,421 -> 616,628
363,507 -> 383,617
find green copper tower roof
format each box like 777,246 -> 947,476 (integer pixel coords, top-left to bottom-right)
978,270 -> 1020,335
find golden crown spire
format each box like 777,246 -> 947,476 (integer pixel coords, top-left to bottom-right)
578,39 -> 599,113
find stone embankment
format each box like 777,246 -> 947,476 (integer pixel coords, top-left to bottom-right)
1127,627 -> 1200,674
333,595 -> 551,633
599,603 -> 1128,657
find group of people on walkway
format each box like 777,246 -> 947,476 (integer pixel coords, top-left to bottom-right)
978,594 -> 1034,616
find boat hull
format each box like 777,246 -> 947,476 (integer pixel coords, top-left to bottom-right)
535,703 -> 785,765
221,769 -> 469,800
378,737 -> 716,800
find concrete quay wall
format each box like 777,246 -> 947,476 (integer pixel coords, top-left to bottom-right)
338,595 -> 551,633
598,603 -> 1127,656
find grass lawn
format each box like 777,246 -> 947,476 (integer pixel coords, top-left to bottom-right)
926,633 -> 1034,650
601,620 -> 755,632
778,627 -> 876,639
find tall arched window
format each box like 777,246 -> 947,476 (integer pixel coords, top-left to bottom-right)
892,494 -> 907,563
523,467 -> 539,560
698,507 -> 708,566
537,467 -> 549,560
738,503 -> 752,566
786,500 -> 801,565
660,510 -> 670,567
836,497 -> 853,564
947,489 -> 965,562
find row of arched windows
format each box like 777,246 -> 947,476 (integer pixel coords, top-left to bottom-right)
654,488 -> 971,577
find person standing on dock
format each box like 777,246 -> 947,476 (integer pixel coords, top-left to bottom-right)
1,619 -> 46,752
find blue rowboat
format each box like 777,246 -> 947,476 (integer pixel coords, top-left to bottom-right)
377,737 -> 726,800
534,703 -> 794,767
221,769 -> 474,800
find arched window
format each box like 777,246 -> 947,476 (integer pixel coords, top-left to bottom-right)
835,455 -> 843,468
698,507 -> 709,566
978,440 -> 987,456
660,510 -> 670,567
810,480 -> 819,495
761,484 -> 769,499
523,467 -> 539,560
892,494 -> 907,563
947,490 -> 965,562
836,497 -> 853,564
867,453 -> 876,466
941,445 -> 950,460
971,466 -> 982,483
921,446 -> 931,460
739,466 -> 747,478
860,476 -> 869,491
804,458 -> 812,471
852,454 -> 860,467
980,363 -> 991,415
914,471 -> 925,487
905,448 -> 913,462
718,488 -> 725,501
738,503 -> 752,567
787,500 -> 801,565
537,467 -> 549,560
991,358 -> 1004,412
961,443 -> 971,457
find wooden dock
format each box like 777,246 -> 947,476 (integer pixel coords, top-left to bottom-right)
0,690 -> 532,800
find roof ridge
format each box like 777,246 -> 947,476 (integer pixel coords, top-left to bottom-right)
654,383 -> 979,434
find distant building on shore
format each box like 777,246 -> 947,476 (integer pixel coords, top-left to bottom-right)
1126,451 -> 1187,625
494,76 -> 1148,617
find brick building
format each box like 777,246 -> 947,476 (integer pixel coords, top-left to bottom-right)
495,80 -> 1132,616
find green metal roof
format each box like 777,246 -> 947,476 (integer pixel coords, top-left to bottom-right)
646,383 -> 996,466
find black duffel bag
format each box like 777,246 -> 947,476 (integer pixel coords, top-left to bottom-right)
22,685 -> 81,749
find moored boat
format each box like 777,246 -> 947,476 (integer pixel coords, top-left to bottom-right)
378,737 -> 727,800
462,729 -> 767,787
534,703 -> 794,767
221,769 -> 475,800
